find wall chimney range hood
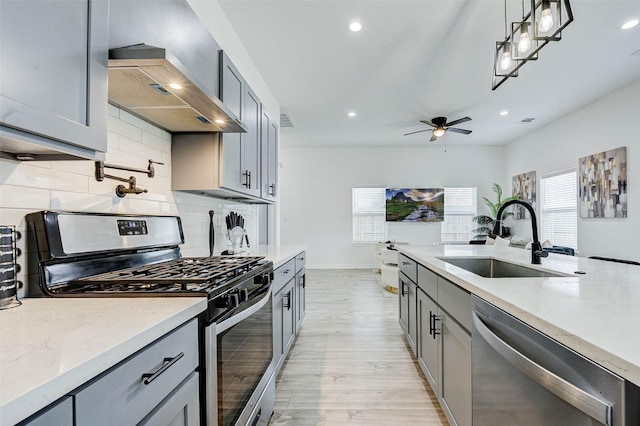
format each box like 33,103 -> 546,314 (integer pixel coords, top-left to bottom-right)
108,44 -> 246,133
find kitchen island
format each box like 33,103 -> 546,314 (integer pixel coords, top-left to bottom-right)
398,244 -> 640,387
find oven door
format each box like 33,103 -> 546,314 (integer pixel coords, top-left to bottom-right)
205,285 -> 274,426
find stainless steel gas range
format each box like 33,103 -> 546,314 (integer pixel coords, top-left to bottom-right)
26,211 -> 275,426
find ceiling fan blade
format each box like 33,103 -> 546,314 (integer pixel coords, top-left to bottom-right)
444,117 -> 471,127
430,134 -> 438,142
419,120 -> 436,127
447,127 -> 472,135
404,129 -> 431,136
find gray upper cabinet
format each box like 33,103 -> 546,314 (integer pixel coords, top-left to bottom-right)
242,86 -> 261,198
0,0 -> 108,161
261,108 -> 279,201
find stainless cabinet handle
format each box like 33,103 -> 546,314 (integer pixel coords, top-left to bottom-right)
472,312 -> 613,425
268,183 -> 276,196
400,280 -> 408,296
242,170 -> 252,188
141,352 -> 184,385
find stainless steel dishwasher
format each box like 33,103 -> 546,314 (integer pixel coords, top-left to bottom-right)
472,295 -> 640,426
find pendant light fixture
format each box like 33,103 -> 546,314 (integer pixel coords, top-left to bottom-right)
492,0 -> 520,89
492,0 -> 573,90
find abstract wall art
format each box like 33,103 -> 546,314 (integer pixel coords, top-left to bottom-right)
512,171 -> 536,219
579,146 -> 627,218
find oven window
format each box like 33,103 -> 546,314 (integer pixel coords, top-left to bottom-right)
217,298 -> 273,426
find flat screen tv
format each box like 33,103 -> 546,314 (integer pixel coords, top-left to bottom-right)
386,188 -> 445,222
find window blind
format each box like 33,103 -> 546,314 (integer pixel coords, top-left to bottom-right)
541,171 -> 577,249
441,187 -> 477,242
352,188 -> 386,243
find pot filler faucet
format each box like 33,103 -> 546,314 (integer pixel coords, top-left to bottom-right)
492,199 -> 548,265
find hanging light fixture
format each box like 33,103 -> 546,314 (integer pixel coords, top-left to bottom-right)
493,0 -> 573,90
492,0 -> 520,89
530,0 -> 573,41
511,0 -> 539,62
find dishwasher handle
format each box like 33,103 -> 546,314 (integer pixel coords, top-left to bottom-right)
472,312 -> 613,426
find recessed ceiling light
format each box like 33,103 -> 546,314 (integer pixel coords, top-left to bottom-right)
348,22 -> 362,32
622,19 -> 639,30
168,83 -> 182,90
500,110 -> 509,116
348,111 -> 356,117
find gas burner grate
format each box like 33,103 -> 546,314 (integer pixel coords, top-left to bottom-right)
69,256 -> 266,289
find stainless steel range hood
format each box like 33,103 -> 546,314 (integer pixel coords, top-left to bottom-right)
108,44 -> 246,133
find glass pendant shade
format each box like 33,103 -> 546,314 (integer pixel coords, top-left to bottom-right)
433,127 -> 446,138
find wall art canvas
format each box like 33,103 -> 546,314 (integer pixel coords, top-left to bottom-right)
512,171 -> 536,219
579,146 -> 627,218
386,188 -> 444,222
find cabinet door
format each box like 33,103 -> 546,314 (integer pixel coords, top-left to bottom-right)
219,51 -> 244,193
138,372 -> 200,426
417,290 -> 439,392
272,287 -> 285,373
439,310 -> 472,426
19,397 -> 73,426
283,280 -> 296,354
260,108 -> 278,201
241,86 -> 261,197
398,273 -> 417,356
0,0 -> 108,158
295,269 -> 306,332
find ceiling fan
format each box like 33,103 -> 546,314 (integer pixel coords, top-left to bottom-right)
404,116 -> 472,142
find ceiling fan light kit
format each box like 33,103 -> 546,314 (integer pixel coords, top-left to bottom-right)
404,116 -> 472,142
492,0 -> 574,90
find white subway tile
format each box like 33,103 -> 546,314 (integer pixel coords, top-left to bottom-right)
2,163 -> 89,192
119,109 -> 163,137
107,114 -> 142,141
0,185 -> 50,210
107,103 -> 120,118
142,130 -> 171,153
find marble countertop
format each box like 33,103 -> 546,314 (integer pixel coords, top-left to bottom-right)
253,244 -> 307,269
0,297 -> 206,426
398,244 -> 640,387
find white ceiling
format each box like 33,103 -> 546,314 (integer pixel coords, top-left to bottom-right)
216,0 -> 640,149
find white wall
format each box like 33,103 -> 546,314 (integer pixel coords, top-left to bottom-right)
279,145 -> 504,268
0,105 -> 257,299
504,79 -> 640,260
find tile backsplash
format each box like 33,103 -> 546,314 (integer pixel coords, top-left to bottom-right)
0,105 -> 257,298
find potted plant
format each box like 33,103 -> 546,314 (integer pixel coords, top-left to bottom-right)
472,183 -> 520,240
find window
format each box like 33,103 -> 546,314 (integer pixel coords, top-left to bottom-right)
541,170 -> 577,249
441,187 -> 477,242
352,188 -> 386,243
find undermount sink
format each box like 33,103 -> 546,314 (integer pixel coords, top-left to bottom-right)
439,257 -> 565,278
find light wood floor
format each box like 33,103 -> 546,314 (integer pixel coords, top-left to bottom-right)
269,269 -> 448,426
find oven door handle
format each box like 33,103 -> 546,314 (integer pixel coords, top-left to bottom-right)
472,312 -> 613,426
216,286 -> 272,334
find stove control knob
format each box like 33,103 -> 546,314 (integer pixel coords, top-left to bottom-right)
254,273 -> 271,285
227,292 -> 240,308
240,288 -> 249,302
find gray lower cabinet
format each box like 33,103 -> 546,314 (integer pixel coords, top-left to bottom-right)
74,319 -> 199,426
272,252 -> 306,377
18,397 -> 73,426
403,260 -> 472,426
0,0 -> 108,160
138,372 -> 200,426
399,254 -> 418,357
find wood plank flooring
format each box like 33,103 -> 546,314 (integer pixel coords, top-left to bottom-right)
269,269 -> 448,426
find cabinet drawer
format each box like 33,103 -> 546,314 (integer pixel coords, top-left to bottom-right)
273,259 -> 295,293
74,319 -> 198,426
398,254 -> 417,283
295,252 -> 306,272
437,278 -> 472,332
418,265 -> 437,298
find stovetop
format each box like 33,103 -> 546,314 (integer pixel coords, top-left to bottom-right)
65,256 -> 269,295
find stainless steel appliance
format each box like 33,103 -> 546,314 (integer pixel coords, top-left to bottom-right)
0,225 -> 21,308
472,295 -> 640,426
26,211 -> 275,426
